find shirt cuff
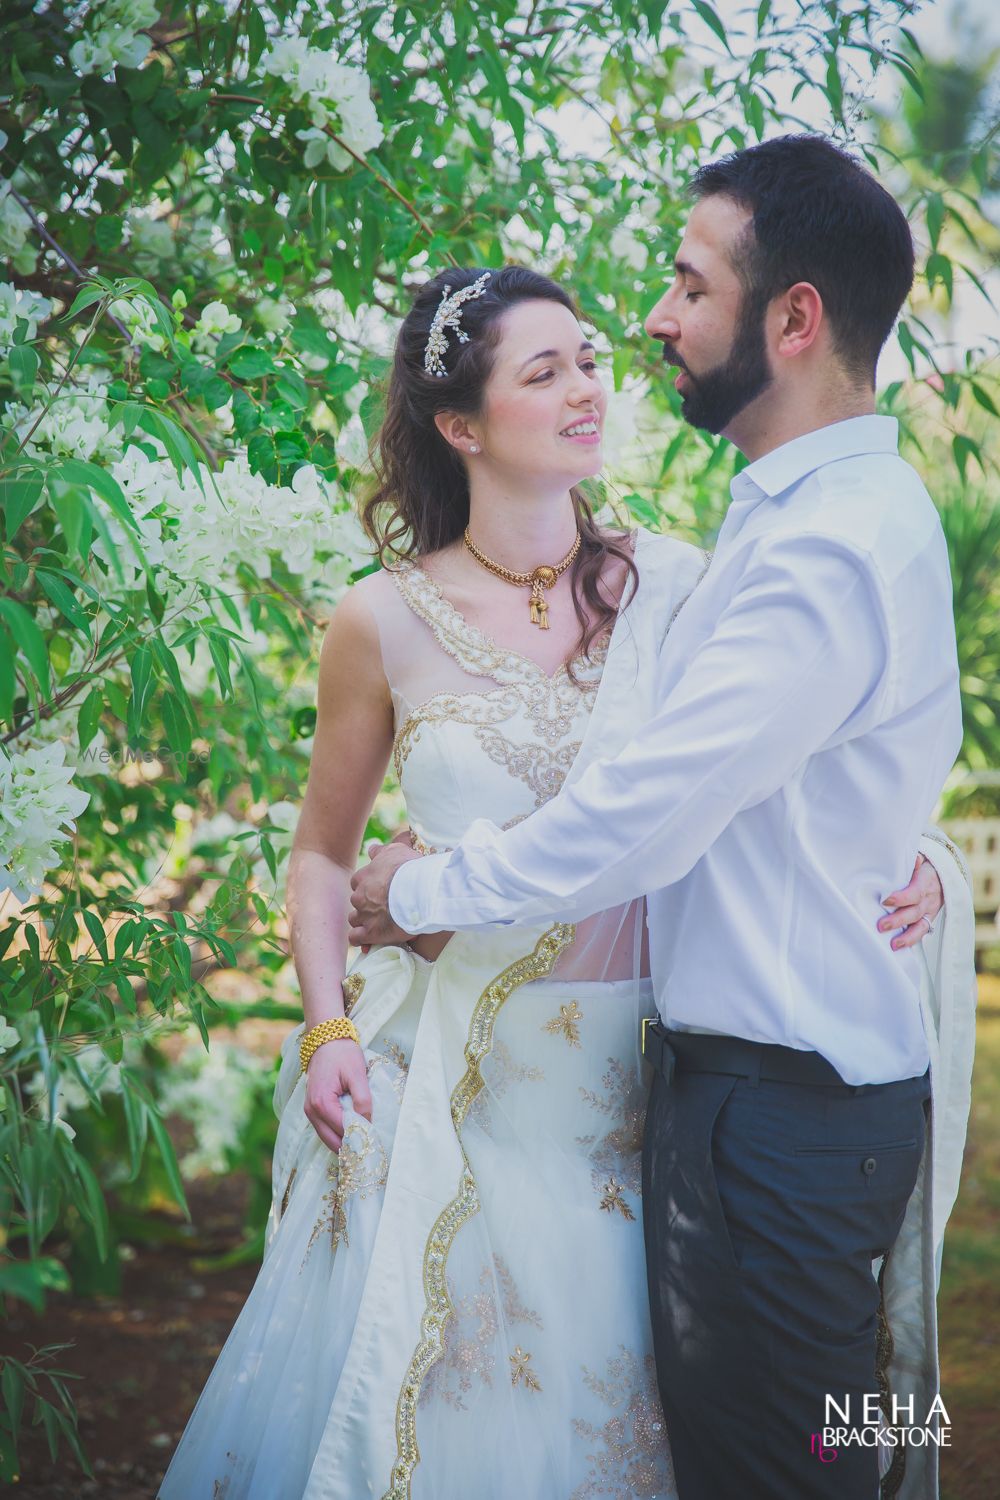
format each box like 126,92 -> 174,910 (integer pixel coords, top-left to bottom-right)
388,852 -> 451,934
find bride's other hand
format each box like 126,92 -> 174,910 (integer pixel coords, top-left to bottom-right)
878,853 -> 943,951
304,1039 -> 373,1153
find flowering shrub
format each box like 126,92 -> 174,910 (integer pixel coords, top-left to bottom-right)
0,0 -> 996,1480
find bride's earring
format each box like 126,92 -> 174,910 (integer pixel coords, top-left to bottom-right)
469,444 -> 480,454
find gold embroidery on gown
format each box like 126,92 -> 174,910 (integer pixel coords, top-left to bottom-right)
383,923 -> 576,1500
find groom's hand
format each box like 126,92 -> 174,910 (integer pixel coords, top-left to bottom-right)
878,853 -> 943,950
349,841 -> 422,949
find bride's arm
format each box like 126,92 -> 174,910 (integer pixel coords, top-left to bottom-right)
286,585 -> 394,1153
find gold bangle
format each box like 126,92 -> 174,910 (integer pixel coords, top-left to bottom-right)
299,1016 -> 361,1074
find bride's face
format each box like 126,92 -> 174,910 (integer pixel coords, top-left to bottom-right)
475,300 -> 607,484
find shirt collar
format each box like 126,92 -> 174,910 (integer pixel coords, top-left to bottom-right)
729,415 -> 900,504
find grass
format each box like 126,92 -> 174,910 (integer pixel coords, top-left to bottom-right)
938,974 -> 1000,1500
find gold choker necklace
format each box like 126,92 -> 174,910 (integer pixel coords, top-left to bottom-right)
463,527 -> 581,629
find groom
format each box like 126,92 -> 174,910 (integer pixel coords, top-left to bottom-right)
350,135 -> 962,1498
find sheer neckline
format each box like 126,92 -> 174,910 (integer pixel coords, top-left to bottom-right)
393,559 -> 610,686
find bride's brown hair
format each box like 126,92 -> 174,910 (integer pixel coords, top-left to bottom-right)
361,265 -> 638,666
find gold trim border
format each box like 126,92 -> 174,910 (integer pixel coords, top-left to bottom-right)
380,923 -> 576,1500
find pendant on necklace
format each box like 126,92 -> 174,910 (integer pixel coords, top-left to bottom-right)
529,566 -> 557,629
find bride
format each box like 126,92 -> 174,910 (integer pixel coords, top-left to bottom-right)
157,266 -> 969,1500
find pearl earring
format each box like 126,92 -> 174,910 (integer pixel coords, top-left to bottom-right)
469,444 -> 480,453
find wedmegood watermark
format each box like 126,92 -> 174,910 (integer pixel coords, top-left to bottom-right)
78,745 -> 211,768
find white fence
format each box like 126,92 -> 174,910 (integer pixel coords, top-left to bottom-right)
940,817 -> 1000,951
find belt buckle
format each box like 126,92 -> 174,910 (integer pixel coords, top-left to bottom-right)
642,1018 -> 676,1085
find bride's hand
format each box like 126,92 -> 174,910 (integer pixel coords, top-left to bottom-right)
878,853 -> 943,951
304,1040 -> 373,1153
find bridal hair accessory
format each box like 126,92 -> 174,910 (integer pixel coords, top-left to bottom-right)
424,271 -> 493,377
299,1016 -> 361,1074
463,526 -> 581,629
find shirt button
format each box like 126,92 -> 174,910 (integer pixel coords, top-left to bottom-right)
862,1157 -> 877,1176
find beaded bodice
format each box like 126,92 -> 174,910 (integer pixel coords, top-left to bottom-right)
356,563 -> 608,856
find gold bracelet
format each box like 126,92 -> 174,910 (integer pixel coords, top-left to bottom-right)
299,1016 -> 361,1074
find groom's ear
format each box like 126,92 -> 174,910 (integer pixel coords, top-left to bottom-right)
433,410 -> 478,452
774,281 -> 824,361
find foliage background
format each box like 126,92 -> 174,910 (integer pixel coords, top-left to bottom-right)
0,0 -> 997,1485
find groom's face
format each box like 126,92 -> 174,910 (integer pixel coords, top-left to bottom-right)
645,196 -> 774,436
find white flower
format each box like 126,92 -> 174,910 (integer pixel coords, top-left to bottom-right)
335,414 -> 371,471
109,294 -> 168,353
0,740 -> 91,902
192,299 -> 242,351
0,181 -> 36,275
610,225 -> 648,273
158,1044 -> 271,1177
128,212 -> 176,268
0,282 -> 51,358
0,1015 -> 19,1054
263,40 -> 384,168
68,0 -> 159,78
15,370 -> 120,462
253,295 -> 294,334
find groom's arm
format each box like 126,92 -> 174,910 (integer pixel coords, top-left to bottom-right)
387,531 -> 895,934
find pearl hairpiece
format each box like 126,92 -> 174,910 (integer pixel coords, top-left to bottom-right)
423,271 -> 493,378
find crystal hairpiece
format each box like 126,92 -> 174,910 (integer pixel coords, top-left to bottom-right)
423,271 -> 493,378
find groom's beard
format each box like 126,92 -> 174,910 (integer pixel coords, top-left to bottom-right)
663,292 -> 774,435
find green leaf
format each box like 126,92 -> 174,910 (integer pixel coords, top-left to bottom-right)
247,3 -> 267,66
82,909 -> 109,962
0,598 -> 50,695
227,345 -> 277,380
952,434 -> 980,483
0,637 -> 14,726
0,471 -> 44,541
37,570 -> 91,636
971,383 -> 999,418
926,193 -> 946,251
48,479 -> 88,559
8,345 -> 39,391
0,1257 -> 70,1313
129,644 -> 154,730
690,0 -> 731,52
77,686 -> 104,752
66,284 -> 107,319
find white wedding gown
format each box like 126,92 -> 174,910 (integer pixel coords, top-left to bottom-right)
158,533 -> 975,1500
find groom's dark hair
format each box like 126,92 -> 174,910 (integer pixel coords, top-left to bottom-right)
690,134 -> 914,385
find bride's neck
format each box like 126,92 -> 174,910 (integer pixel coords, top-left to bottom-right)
465,482 -> 580,573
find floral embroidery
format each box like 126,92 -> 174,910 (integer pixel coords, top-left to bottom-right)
543,1000 -> 584,1047
475,727 -> 580,807
420,1254 -> 544,1411
302,1119 -> 389,1266
367,1040 -> 410,1102
342,971 -> 365,1014
279,1165 -> 297,1220
510,1346 -> 542,1391
467,1038 -> 544,1131
393,687 -> 523,777
570,1347 -> 673,1500
598,1176 -> 636,1221
578,1057 -> 645,1216
212,1454 -> 238,1498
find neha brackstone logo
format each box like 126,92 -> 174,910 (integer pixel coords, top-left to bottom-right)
810,1394 -> 952,1462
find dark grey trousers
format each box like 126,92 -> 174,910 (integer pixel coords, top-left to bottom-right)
642,1056 -> 931,1500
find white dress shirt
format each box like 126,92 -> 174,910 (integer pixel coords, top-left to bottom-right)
389,417 -> 963,1084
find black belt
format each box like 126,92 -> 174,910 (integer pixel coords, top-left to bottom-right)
642,1018 -> 849,1088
